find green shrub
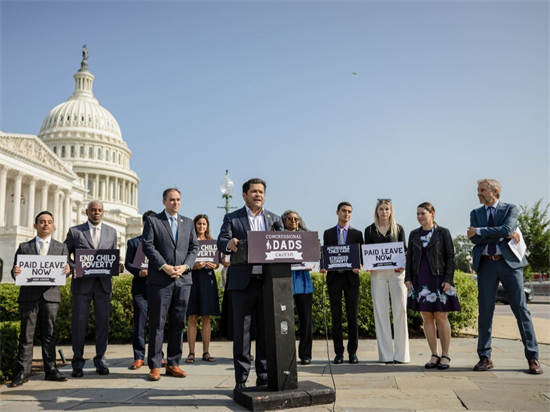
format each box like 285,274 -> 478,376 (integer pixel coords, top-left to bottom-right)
0,283 -> 20,322
0,321 -> 20,383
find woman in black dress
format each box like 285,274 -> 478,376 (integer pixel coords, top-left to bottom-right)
405,202 -> 459,370
186,214 -> 221,363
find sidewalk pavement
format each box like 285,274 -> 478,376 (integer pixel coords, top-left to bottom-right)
1,335 -> 549,412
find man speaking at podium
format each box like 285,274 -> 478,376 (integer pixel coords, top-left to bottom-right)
218,178 -> 283,389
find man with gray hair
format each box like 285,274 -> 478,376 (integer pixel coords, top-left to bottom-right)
65,200 -> 121,378
467,179 -> 542,374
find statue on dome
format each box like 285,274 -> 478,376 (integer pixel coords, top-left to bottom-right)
79,45 -> 88,71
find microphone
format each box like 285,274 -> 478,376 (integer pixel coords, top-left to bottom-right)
271,221 -> 284,231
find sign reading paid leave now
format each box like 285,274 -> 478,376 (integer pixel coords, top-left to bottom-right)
361,241 -> 405,271
16,255 -> 67,286
75,249 -> 120,277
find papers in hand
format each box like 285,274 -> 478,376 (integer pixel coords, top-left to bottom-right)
509,227 -> 527,261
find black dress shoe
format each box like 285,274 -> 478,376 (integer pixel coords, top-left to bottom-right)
45,369 -> 68,382
425,354 -> 441,369
256,377 -> 268,386
437,355 -> 451,370
333,354 -> 344,364
235,382 -> 246,389
301,358 -> 311,365
349,354 -> 359,364
8,374 -> 28,388
96,366 -> 110,375
72,369 -> 84,378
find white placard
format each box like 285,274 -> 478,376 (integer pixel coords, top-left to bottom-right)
15,255 -> 67,286
361,242 -> 406,271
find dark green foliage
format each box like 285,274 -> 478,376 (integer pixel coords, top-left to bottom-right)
0,283 -> 20,322
518,200 -> 550,275
1,321 -> 20,383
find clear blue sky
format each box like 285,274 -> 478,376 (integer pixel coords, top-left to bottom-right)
1,0 -> 548,240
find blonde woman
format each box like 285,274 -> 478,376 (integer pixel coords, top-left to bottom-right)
364,199 -> 410,364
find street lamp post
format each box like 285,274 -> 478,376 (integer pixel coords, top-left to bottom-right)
218,170 -> 237,214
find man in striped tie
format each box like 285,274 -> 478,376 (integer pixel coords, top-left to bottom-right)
468,178 -> 542,375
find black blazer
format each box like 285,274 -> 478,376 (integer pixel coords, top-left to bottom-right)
11,238 -> 69,303
217,206 -> 282,291
323,225 -> 364,287
125,235 -> 147,295
64,221 -> 118,294
142,211 -> 199,286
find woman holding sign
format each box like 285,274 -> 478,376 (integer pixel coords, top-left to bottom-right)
364,199 -> 410,364
186,214 -> 221,363
282,210 -> 315,365
405,202 -> 459,370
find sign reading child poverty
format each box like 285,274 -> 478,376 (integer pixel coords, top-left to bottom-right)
321,244 -> 361,271
361,242 -> 405,271
75,249 -> 120,277
15,255 -> 68,286
132,242 -> 149,270
196,240 -> 219,264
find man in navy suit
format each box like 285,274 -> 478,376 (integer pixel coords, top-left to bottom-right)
9,211 -> 70,387
320,202 -> 364,365
468,179 -> 542,374
142,188 -> 198,381
217,178 -> 282,388
124,210 -> 156,370
65,200 -> 121,378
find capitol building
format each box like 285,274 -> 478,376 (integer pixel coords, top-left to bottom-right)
0,47 -> 142,282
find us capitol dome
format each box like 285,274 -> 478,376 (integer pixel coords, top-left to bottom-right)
38,46 -> 140,217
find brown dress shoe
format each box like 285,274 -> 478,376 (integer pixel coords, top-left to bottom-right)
129,360 -> 144,370
166,365 -> 187,378
528,358 -> 543,374
148,368 -> 161,381
474,356 -> 494,371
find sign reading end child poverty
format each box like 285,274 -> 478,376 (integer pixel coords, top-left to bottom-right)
76,249 -> 120,277
247,231 -> 320,264
196,240 -> 219,264
15,255 -> 68,286
361,242 -> 405,271
132,243 -> 149,270
321,244 -> 361,271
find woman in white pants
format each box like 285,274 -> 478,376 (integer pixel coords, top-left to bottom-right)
364,199 -> 410,364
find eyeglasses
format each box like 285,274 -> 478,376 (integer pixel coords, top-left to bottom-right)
377,199 -> 392,204
285,217 -> 299,222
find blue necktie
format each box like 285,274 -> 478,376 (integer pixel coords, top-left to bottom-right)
488,207 -> 496,256
170,216 -> 178,242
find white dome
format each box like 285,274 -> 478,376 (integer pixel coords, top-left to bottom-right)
39,98 -> 122,141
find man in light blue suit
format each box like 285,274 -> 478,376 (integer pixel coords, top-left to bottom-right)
467,179 -> 542,374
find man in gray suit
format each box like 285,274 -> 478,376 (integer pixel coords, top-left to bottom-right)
8,211 -> 70,387
143,188 -> 198,381
65,200 -> 120,378
468,178 -> 543,374
217,178 -> 283,388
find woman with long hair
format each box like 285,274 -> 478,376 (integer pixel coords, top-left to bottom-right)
186,214 -> 221,363
282,210 -> 314,365
405,202 -> 460,370
364,199 -> 410,364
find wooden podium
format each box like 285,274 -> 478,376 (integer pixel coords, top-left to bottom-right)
232,231 -> 336,411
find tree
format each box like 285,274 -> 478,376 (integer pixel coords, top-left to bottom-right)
518,199 -> 550,275
453,234 -> 473,273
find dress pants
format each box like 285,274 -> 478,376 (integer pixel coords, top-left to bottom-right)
477,259 -> 538,360
72,278 -> 111,370
294,293 -> 313,361
16,297 -> 59,375
370,269 -> 410,363
147,282 -> 190,368
327,274 -> 359,356
232,277 -> 267,384
132,293 -> 148,360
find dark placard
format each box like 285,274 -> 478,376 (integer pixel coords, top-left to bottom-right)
196,240 -> 219,264
75,249 -> 120,277
132,242 -> 149,269
321,244 -> 361,271
247,231 -> 320,264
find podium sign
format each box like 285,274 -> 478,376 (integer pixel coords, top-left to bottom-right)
247,231 -> 319,264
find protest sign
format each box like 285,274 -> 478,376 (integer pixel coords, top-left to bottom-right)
361,241 -> 405,271
75,249 -> 120,277
321,244 -> 361,271
132,242 -> 149,269
15,255 -> 67,286
196,240 -> 219,264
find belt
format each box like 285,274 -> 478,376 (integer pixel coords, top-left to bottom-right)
482,255 -> 504,261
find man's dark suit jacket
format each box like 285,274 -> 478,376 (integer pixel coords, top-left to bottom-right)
323,225 -> 364,285
470,202 -> 527,272
125,235 -> 147,295
64,222 -> 118,294
142,212 -> 199,285
11,238 -> 69,302
217,206 -> 282,291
